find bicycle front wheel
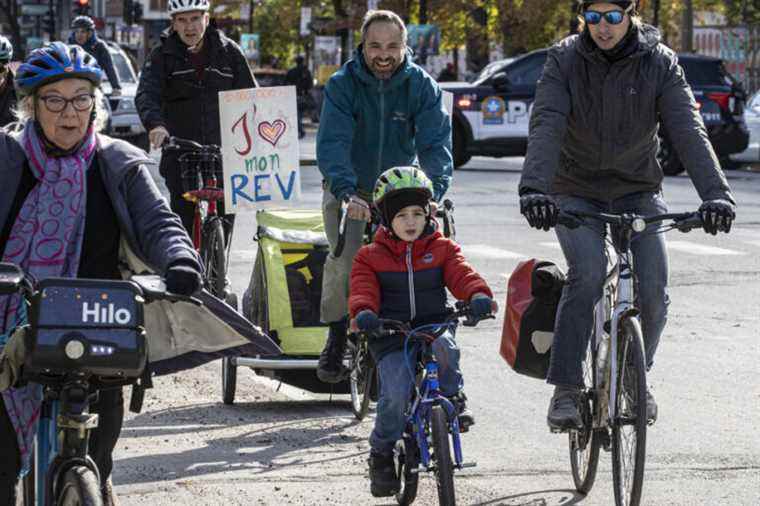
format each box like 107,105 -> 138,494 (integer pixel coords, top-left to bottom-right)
612,317 -> 647,506
348,340 -> 375,420
431,405 -> 456,506
56,465 -> 103,506
202,218 -> 227,298
569,332 -> 601,494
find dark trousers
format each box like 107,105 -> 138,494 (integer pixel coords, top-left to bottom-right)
0,387 -> 124,503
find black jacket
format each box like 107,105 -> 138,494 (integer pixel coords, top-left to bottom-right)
285,63 -> 312,97
520,24 -> 733,204
0,73 -> 17,128
136,27 -> 256,148
69,33 -> 121,90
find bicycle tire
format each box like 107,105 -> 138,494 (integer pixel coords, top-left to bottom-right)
612,317 -> 647,506
349,340 -> 375,420
222,356 -> 237,405
569,331 -> 602,494
431,405 -> 456,506
21,455 -> 35,505
394,435 -> 420,505
201,218 -> 227,298
56,465 -> 103,506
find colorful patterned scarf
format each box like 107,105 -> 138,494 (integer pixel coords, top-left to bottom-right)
0,120 -> 96,473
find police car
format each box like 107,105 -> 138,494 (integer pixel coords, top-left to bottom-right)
443,49 -> 749,174
441,49 -> 547,168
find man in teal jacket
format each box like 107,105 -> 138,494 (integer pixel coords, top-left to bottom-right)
316,9 -> 453,383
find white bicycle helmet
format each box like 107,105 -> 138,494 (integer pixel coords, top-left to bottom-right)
168,0 -> 210,15
0,36 -> 13,64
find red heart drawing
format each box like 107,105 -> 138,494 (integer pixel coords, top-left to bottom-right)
258,119 -> 287,147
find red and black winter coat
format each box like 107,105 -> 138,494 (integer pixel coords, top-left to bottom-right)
350,225 -> 493,358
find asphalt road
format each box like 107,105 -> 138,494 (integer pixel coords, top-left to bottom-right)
119,154 -> 760,505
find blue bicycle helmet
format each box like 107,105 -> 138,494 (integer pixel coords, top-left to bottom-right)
15,42 -> 102,97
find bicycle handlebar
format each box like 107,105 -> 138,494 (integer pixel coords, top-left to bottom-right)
558,209 -> 703,233
162,136 -> 221,154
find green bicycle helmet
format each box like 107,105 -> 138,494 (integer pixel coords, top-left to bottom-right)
373,166 -> 434,226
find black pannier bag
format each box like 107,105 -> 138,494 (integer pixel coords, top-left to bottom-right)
500,259 -> 565,379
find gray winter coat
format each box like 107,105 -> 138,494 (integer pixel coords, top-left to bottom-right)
519,24 -> 734,203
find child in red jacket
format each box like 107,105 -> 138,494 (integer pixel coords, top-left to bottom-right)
349,166 -> 496,498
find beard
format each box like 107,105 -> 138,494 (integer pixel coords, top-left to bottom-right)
367,56 -> 400,80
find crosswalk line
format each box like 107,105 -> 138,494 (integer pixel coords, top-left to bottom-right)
539,242 -> 562,249
741,239 -> 760,249
230,249 -> 258,262
461,244 -> 525,259
666,241 -> 745,256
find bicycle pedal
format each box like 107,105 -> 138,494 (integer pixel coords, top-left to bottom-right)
458,462 -> 477,469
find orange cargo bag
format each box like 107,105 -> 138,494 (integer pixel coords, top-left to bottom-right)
500,258 -> 565,379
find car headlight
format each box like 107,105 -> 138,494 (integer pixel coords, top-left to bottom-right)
117,97 -> 136,113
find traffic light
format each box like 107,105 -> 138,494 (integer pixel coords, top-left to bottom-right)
133,2 -> 144,24
43,11 -> 56,36
73,0 -> 90,16
123,0 -> 134,25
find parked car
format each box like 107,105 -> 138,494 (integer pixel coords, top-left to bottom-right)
730,90 -> 760,164
102,42 -> 148,151
659,53 -> 749,175
441,50 -> 749,173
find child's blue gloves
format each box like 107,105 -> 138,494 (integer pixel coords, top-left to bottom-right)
469,296 -> 493,317
356,310 -> 381,332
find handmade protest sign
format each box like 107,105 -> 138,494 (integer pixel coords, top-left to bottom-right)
219,86 -> 301,211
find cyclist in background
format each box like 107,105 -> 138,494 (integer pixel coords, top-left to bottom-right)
136,0 -> 256,235
0,42 -> 201,506
350,167 -> 494,497
316,9 -> 453,384
518,0 -> 735,432
0,36 -> 17,128
69,15 -> 122,95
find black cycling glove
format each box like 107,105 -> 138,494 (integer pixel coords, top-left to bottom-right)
469,296 -> 493,317
698,199 -> 735,235
165,263 -> 202,296
519,191 -> 559,231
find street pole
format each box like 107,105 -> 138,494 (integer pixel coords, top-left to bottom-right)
681,0 -> 693,53
249,0 -> 254,34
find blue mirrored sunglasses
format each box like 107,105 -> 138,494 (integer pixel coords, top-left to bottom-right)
584,9 -> 628,25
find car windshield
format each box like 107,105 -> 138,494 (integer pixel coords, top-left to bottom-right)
680,58 -> 732,87
474,58 -> 515,85
110,51 -> 137,84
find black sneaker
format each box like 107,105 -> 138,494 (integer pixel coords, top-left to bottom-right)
646,388 -> 658,424
547,385 -> 583,432
368,451 -> 399,497
316,321 -> 348,384
449,392 -> 475,432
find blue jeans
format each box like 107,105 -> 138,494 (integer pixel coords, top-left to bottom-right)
370,332 -> 463,455
548,191 -> 669,388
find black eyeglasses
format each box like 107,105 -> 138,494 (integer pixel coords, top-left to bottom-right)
37,94 -> 95,113
584,5 -> 632,25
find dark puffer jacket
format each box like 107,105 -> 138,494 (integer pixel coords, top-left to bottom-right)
350,225 -> 492,358
0,73 -> 17,128
136,27 -> 256,175
519,24 -> 733,204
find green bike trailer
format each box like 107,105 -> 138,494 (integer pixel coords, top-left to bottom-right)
228,208 -> 349,402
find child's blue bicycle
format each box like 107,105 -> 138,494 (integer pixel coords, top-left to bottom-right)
371,301 -> 492,506
0,262 -> 198,506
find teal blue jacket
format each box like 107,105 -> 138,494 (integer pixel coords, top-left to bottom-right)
317,47 -> 452,202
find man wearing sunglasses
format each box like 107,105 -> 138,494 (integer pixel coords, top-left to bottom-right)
0,35 -> 16,128
518,1 -> 736,432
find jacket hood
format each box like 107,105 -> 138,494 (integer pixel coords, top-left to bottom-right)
577,22 -> 661,62
349,45 -> 414,90
373,223 -> 442,256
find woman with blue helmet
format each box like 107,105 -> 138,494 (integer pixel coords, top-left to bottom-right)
0,42 -> 202,506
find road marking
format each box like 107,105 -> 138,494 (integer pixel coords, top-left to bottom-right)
667,241 -> 745,256
539,242 -> 561,249
461,244 -> 525,259
741,239 -> 760,249
231,249 -> 258,262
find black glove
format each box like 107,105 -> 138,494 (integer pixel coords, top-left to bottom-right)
469,296 -> 493,317
356,310 -> 381,332
165,263 -> 202,296
520,191 -> 559,231
698,199 -> 735,235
